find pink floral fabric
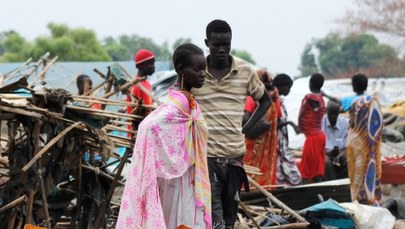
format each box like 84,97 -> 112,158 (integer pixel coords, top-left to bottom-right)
116,89 -> 211,229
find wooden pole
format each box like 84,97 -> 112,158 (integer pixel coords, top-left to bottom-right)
25,52 -> 50,80
32,110 -> 51,229
26,189 -> 34,224
66,105 -> 143,120
28,55 -> 59,88
93,148 -> 129,228
38,166 -> 51,228
0,105 -> 43,119
93,68 -> 107,80
4,57 -> 32,80
260,222 -> 309,229
0,195 -> 27,213
22,122 -> 81,172
238,200 -> 262,228
76,151 -> 83,229
81,164 -> 125,186
82,81 -> 105,97
247,176 -> 306,222
102,124 -> 136,134
101,77 -> 145,99
7,209 -> 17,229
72,95 -> 156,110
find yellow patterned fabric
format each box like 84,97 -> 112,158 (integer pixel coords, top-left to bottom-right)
347,96 -> 383,206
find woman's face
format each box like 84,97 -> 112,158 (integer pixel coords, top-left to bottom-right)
182,54 -> 206,91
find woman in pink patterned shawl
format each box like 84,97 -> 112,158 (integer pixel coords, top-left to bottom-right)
116,43 -> 211,229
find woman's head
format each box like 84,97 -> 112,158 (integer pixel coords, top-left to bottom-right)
172,43 -> 206,91
257,70 -> 273,91
273,73 -> 293,96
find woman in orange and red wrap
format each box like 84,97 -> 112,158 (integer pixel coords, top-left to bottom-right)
243,70 -> 278,187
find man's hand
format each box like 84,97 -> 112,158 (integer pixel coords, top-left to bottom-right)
331,147 -> 340,157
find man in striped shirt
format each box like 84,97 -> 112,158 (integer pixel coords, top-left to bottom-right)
192,19 -> 271,229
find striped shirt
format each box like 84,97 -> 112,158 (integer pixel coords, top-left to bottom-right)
191,56 -> 265,158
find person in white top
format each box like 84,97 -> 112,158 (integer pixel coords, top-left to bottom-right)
321,100 -> 349,180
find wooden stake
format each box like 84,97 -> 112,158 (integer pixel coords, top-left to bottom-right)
76,151 -> 83,229
238,200 -> 262,228
22,122 -> 81,172
81,164 -> 125,186
66,105 -> 142,120
4,57 -> 32,80
26,189 -> 34,224
0,195 -> 26,213
93,148 -> 129,228
33,118 -> 51,229
25,52 -> 50,80
247,176 -> 306,222
28,56 -> 59,88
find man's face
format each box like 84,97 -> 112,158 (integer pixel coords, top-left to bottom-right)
205,32 -> 231,62
327,108 -> 339,127
139,59 -> 156,76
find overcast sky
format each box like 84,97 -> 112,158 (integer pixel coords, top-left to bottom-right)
1,0 -> 354,76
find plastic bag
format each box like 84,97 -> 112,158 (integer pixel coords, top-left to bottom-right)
340,202 -> 395,229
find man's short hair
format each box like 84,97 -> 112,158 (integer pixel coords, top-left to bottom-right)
206,19 -> 232,40
76,74 -> 90,88
310,73 -> 324,90
352,73 -> 368,93
273,73 -> 293,87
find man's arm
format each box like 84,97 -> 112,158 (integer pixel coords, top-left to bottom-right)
321,90 -> 341,104
243,110 -> 272,139
242,90 -> 271,133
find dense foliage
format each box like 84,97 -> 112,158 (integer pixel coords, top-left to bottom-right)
298,33 -> 403,78
0,23 -> 256,65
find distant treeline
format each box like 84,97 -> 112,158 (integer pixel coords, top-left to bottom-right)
1,23 -> 404,78
0,23 -> 256,67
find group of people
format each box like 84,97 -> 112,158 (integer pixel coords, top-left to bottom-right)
109,19 -> 383,229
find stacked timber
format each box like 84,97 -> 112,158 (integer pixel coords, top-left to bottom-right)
0,54 -> 152,229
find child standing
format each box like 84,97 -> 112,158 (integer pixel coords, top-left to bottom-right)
298,73 -> 326,183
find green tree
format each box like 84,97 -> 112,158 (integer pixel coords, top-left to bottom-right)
0,23 -> 111,62
0,31 -> 10,56
103,36 -> 129,61
102,35 -> 171,61
172,38 -> 192,51
299,43 -> 318,77
231,49 -> 256,65
0,31 -> 32,62
30,23 -> 110,61
299,33 -> 399,78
